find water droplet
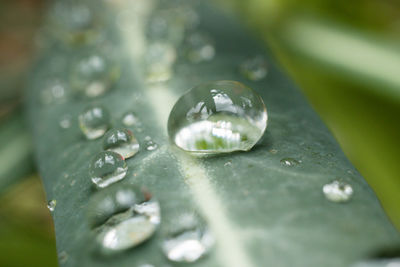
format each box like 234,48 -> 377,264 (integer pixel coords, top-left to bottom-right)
48,1 -> 105,45
240,56 -> 268,81
79,105 -> 110,139
168,80 -> 267,154
58,251 -> 68,264
323,180 -> 353,203
224,160 -> 232,167
122,111 -> 138,126
89,151 -> 127,189
145,42 -> 176,83
47,199 -> 57,212
162,213 -> 214,263
88,185 -> 160,254
59,114 -> 72,129
103,128 -> 140,159
40,79 -> 67,105
71,53 -> 120,98
269,149 -> 278,154
146,11 -> 185,45
280,158 -> 300,167
146,140 -> 158,151
185,32 -> 215,63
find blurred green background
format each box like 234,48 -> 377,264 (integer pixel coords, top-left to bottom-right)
0,0 -> 399,266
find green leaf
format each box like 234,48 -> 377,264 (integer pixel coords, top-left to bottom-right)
26,1 -> 400,266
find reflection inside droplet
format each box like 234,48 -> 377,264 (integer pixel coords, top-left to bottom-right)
162,213 -> 214,263
79,105 -> 110,140
323,180 -> 353,203
168,80 -> 267,154
89,151 -> 127,189
88,185 -> 160,254
103,128 -> 140,159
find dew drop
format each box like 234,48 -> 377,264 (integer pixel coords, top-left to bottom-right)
146,11 -> 184,45
185,32 -> 215,63
323,180 -> 353,203
145,140 -> 158,151
240,56 -> 268,81
145,42 -> 176,83
71,53 -> 120,98
162,213 -> 214,263
88,185 -> 160,254
58,251 -> 68,264
48,1 -> 102,44
89,151 -> 127,189
103,128 -> 140,159
79,105 -> 110,140
47,199 -> 57,212
122,111 -> 138,126
224,160 -> 232,167
168,80 -> 267,154
40,79 -> 67,105
59,114 -> 72,129
280,158 -> 300,167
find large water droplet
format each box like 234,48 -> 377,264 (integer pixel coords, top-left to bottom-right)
280,158 -> 300,167
185,32 -> 215,63
88,185 -> 160,254
47,199 -> 57,212
240,56 -> 268,81
162,213 -> 214,263
71,53 -> 120,98
89,151 -> 127,189
121,111 -> 138,126
79,105 -> 110,139
168,80 -> 267,154
323,180 -> 353,203
103,128 -> 140,159
145,42 -> 176,83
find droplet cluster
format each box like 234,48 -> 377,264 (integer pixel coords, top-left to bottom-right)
39,0 -> 353,265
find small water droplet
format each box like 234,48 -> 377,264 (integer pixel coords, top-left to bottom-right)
162,213 -> 214,263
323,180 -> 353,203
122,111 -> 139,126
79,105 -> 110,140
145,42 -> 176,83
59,114 -> 72,129
240,56 -> 268,81
269,149 -> 278,154
146,11 -> 185,45
168,80 -> 267,154
103,128 -> 140,159
58,251 -> 68,264
185,32 -> 215,63
89,151 -> 127,189
146,140 -> 158,151
89,185 -> 160,254
224,160 -> 232,167
71,53 -> 120,98
47,199 -> 57,212
280,158 -> 300,167
40,79 -> 67,105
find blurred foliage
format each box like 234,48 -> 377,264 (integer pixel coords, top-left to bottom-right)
0,175 -> 57,267
220,0 -> 400,228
